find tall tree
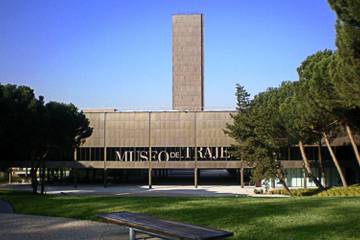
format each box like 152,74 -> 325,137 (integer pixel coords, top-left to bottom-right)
279,80 -> 326,190
37,102 -> 93,194
340,108 -> 360,166
328,0 -> 360,107
0,84 -> 44,192
284,50 -> 347,186
328,0 -> 360,166
226,84 -> 293,195
0,84 -> 92,194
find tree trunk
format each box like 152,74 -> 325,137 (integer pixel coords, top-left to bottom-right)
47,168 -> 50,183
275,164 -> 293,196
299,141 -> 324,190
345,124 -> 360,166
30,167 -> 38,194
322,132 -> 348,187
279,178 -> 293,196
39,152 -> 48,194
318,141 -> 326,187
40,165 -> 45,195
8,168 -> 12,184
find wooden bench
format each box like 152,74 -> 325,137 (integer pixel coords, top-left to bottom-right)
98,211 -> 233,240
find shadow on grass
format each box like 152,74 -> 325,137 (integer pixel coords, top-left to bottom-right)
275,217 -> 359,240
1,190 -> 359,240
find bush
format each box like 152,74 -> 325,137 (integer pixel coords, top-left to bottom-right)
317,185 -> 360,197
0,171 -> 9,184
269,189 -> 288,195
269,188 -> 320,196
269,185 -> 360,197
254,189 -> 264,194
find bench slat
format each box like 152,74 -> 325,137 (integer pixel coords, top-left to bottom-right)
98,211 -> 233,240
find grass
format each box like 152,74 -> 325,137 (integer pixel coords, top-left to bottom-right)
0,190 -> 359,240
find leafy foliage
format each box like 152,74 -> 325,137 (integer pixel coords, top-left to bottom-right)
0,85 -> 43,164
226,85 -> 292,194
0,84 -> 92,163
0,83 -> 92,193
280,50 -> 337,143
328,0 -> 360,108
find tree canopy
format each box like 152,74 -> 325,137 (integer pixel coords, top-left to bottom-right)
328,0 -> 360,108
226,2 -> 360,193
226,83 -> 294,195
0,83 -> 92,193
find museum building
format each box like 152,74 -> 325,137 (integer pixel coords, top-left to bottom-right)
78,14 -> 241,188
76,14 -> 358,188
6,14 -> 359,188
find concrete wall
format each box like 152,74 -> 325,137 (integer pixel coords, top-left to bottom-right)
82,110 -> 236,148
172,14 -> 204,111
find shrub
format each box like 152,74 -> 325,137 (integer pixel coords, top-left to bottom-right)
269,185 -> 360,197
317,185 -> 360,197
254,189 -> 264,194
269,188 -> 320,196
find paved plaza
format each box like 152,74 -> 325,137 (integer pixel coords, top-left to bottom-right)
0,198 -> 129,240
0,197 -> 13,213
0,213 -> 128,240
1,183 -> 257,197
1,169 -> 261,197
0,180 -> 285,240
0,174 -> 281,240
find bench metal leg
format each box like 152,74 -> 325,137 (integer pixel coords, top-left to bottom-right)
131,228 -> 172,240
129,227 -> 136,240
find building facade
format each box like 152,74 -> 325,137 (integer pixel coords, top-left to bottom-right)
80,110 -> 235,162
172,14 -> 204,111
4,14 -> 359,188
76,14 -> 358,188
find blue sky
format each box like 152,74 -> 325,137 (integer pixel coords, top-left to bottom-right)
0,0 -> 336,110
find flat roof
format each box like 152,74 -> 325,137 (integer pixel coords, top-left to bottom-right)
83,108 -> 117,113
83,109 -> 235,113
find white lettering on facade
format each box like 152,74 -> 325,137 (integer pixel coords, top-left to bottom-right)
204,147 -> 212,159
158,151 -> 169,161
197,147 -> 203,158
139,151 -> 148,161
116,151 -> 128,161
213,147 -> 219,159
114,147 -> 232,161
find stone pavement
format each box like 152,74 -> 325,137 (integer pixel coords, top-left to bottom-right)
0,198 -> 13,213
0,213 -> 128,240
0,197 -> 129,240
1,183 -> 258,197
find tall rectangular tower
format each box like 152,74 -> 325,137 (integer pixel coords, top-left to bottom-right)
172,14 -> 204,111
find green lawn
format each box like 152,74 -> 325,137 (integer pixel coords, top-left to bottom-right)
1,191 -> 359,240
